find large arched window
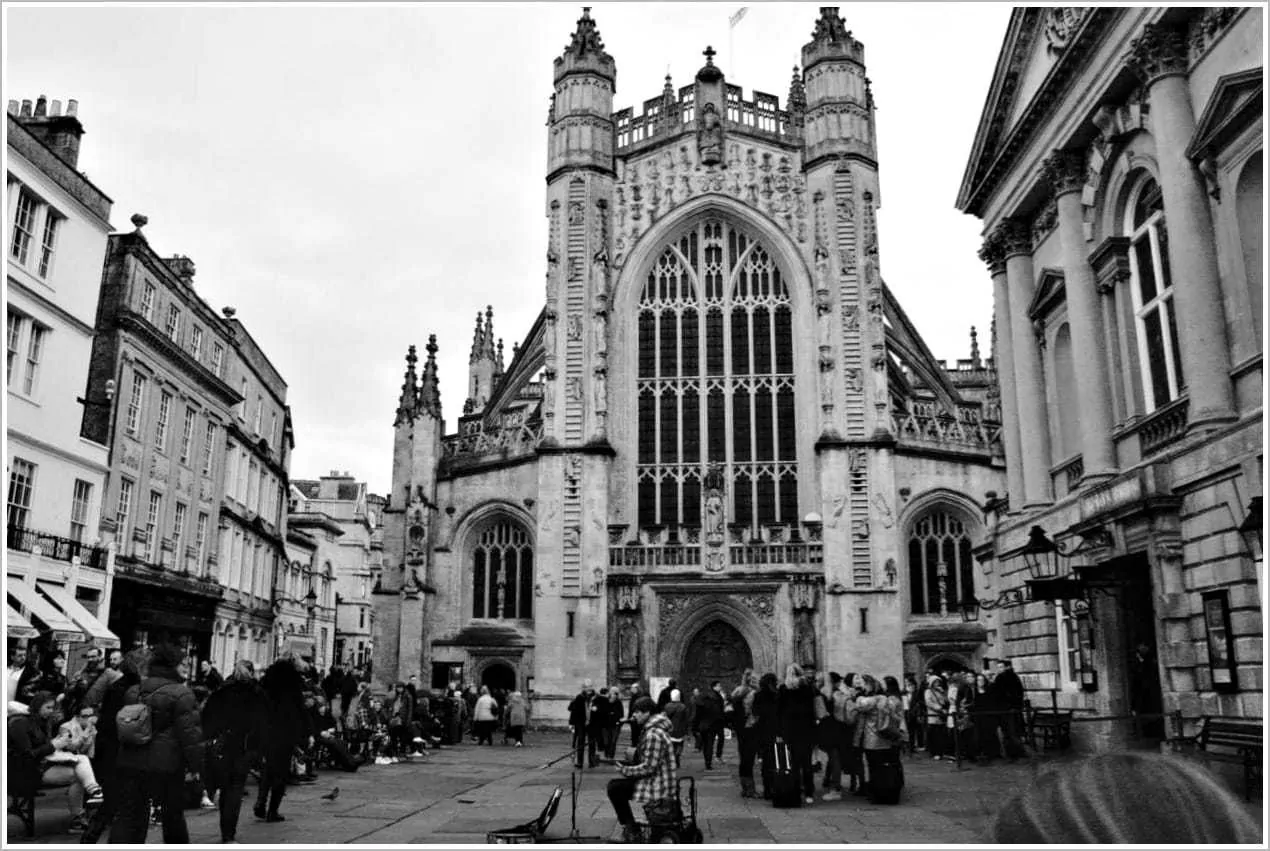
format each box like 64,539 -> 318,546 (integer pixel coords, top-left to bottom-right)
907,508 -> 975,615
1052,323 -> 1078,460
1124,174 -> 1184,412
1236,151 -> 1263,341
636,218 -> 797,529
471,519 -> 533,620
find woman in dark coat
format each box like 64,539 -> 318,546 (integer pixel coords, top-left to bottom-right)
750,673 -> 780,800
254,657 -> 310,823
776,664 -> 818,804
202,660 -> 270,842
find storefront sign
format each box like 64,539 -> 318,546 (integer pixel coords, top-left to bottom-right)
1081,473 -> 1142,520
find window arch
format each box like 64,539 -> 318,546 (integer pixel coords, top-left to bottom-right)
1123,173 -> 1184,412
471,518 -> 534,620
636,217 -> 798,529
907,508 -> 975,615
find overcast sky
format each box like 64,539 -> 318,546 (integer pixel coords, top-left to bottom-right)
5,2 -> 1007,497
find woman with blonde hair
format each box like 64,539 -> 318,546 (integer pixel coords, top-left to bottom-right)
988,751 -> 1261,843
776,664 -> 817,805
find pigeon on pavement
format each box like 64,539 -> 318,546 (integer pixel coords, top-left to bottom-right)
321,786 -> 340,801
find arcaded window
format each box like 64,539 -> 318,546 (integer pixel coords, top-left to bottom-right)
471,519 -> 533,620
908,508 -> 975,615
1125,174 -> 1184,412
636,218 -> 797,529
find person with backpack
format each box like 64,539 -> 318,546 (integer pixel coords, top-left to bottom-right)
856,675 -> 907,805
76,656 -> 140,844
107,644 -> 203,843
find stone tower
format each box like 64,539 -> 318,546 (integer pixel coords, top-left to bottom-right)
378,336 -> 443,680
465,306 -> 501,415
534,6 -> 618,700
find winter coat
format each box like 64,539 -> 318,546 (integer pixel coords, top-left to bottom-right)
925,684 -> 949,725
751,688 -> 780,745
664,700 -> 689,740
506,694 -> 529,728
201,678 -> 270,765
695,689 -> 725,732
8,705 -> 54,780
56,719 -> 95,758
616,713 -> 678,805
567,691 -> 596,728
604,696 -> 625,729
93,665 -> 140,773
83,667 -> 122,710
260,660 -> 310,770
858,694 -> 906,750
473,694 -> 499,723
994,669 -> 1025,710
116,662 -> 204,776
777,681 -> 818,747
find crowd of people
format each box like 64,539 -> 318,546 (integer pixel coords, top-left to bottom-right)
6,641 -> 533,843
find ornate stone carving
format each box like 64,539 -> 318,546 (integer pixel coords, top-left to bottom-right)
1044,8 -> 1089,55
698,102 -> 724,165
1188,7 -> 1240,62
566,375 -> 583,403
617,619 -> 640,670
567,199 -> 585,226
739,593 -> 776,626
852,517 -> 870,540
790,580 -> 817,612
872,493 -> 895,529
547,200 -> 561,267
616,583 -> 640,611
841,303 -> 858,330
793,611 -> 817,669
1031,200 -> 1058,246
658,594 -> 692,635
1041,149 -> 1087,196
703,463 -> 726,548
845,368 -> 863,394
567,313 -> 583,342
1126,23 -> 1189,85
995,218 -> 1033,258
978,232 -> 1006,275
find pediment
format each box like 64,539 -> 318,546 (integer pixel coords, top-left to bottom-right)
1027,267 -> 1066,321
1186,67 -> 1264,161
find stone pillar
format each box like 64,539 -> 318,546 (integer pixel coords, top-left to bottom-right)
1043,150 -> 1117,482
997,219 -> 1052,507
1127,24 -> 1235,429
980,234 -> 1026,507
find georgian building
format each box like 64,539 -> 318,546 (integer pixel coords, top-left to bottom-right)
290,473 -> 379,669
213,315 -> 293,670
6,96 -> 120,663
374,7 -> 1008,722
279,513 -> 340,670
83,222 -> 236,664
956,7 -> 1262,751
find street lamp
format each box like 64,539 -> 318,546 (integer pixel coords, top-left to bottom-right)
959,587 -> 1030,622
304,586 -> 318,613
1022,524 -> 1113,602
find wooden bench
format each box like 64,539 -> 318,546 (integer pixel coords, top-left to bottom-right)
1181,716 -> 1263,801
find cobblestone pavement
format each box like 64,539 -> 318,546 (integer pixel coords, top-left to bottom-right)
9,732 -> 1262,845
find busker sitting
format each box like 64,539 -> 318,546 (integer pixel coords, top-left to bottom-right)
607,696 -> 678,844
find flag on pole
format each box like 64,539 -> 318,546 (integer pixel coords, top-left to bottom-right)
729,7 -> 748,27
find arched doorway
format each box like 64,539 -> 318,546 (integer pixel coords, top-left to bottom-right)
680,620 -> 753,697
480,662 -> 516,693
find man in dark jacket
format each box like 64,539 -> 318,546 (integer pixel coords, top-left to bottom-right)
196,660 -> 224,692
78,658 -> 141,844
254,656 -> 311,822
567,680 -> 598,769
697,681 -> 726,770
656,678 -> 678,711
993,660 -> 1027,759
202,659 -> 270,843
107,643 -> 203,843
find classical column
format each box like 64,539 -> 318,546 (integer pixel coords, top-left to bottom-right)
1042,150 -> 1117,482
1127,23 -> 1235,429
998,218 -> 1052,507
980,233 -> 1026,507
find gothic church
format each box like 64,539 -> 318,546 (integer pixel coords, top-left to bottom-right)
374,7 -> 1006,724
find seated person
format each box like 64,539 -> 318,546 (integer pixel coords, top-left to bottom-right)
9,691 -> 103,832
312,699 -> 360,771
607,697 -> 678,844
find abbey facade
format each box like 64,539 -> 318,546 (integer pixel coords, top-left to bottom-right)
373,7 -> 1007,724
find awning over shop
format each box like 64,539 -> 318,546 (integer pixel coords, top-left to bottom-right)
7,605 -> 38,639
38,583 -> 119,649
7,580 -> 85,643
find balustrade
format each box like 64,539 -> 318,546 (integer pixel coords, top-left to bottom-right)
6,524 -> 108,568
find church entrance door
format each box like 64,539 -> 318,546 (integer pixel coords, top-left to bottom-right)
680,620 -> 753,698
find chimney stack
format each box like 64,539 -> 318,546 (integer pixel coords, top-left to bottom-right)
7,100 -> 18,115
11,93 -> 85,168
164,254 -> 196,286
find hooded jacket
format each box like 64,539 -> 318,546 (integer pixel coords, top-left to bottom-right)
202,676 -> 271,765
617,712 -> 678,805
116,661 -> 203,775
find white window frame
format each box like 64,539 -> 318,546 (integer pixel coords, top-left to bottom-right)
115,478 -> 134,532
10,188 -> 37,265
144,491 -> 162,563
179,407 -> 196,465
254,395 -> 263,434
70,479 -> 92,542
172,502 -> 187,569
37,208 -> 60,278
7,311 -> 24,385
155,390 -> 172,452
238,378 -> 248,419
1054,600 -> 1081,690
195,512 -> 209,574
202,420 -> 217,476
7,457 -> 36,529
189,325 -> 203,360
211,342 -> 224,377
22,323 -> 46,395
165,304 -> 181,342
125,373 -> 147,434
1125,175 -> 1182,413
141,282 -> 157,322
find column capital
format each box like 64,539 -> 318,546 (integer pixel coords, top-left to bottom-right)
978,232 -> 1007,275
995,218 -> 1034,259
1126,23 -> 1189,86
1041,149 -> 1088,197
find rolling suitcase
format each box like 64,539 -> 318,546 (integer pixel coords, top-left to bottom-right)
868,751 -> 905,805
768,742 -> 802,808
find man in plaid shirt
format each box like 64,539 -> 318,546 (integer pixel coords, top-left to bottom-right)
607,696 -> 678,843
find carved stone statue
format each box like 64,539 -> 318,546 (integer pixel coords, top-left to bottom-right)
698,102 -> 724,166
618,622 -> 639,668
